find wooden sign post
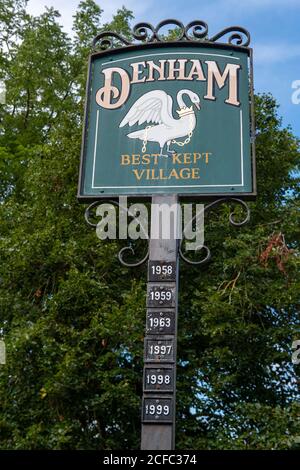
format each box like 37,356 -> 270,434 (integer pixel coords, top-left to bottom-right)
79,19 -> 255,451
141,195 -> 179,450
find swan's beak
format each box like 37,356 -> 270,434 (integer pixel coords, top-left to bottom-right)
194,102 -> 200,110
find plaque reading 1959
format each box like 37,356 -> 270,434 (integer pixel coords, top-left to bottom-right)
147,284 -> 176,308
146,310 -> 175,335
142,396 -> 174,423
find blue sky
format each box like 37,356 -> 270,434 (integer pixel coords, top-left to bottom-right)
27,0 -> 300,137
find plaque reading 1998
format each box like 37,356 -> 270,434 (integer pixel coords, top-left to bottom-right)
144,366 -> 174,392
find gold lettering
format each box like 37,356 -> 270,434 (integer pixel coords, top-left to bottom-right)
132,169 -> 145,180
186,60 -> 206,81
172,153 -> 183,164
150,169 -> 160,180
132,154 -> 140,165
142,154 -> 150,165
183,153 -> 192,164
193,153 -> 202,163
152,154 -> 160,165
204,61 -> 241,106
191,168 -> 200,179
202,152 -> 212,164
131,62 -> 146,84
96,67 -> 130,109
147,60 -> 166,82
169,168 -> 180,179
121,152 -> 212,178
121,154 -> 131,165
158,169 -> 168,180
168,59 -> 188,80
179,168 -> 189,179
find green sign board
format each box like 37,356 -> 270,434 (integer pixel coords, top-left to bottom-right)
78,42 -> 255,200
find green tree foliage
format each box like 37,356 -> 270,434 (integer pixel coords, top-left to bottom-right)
0,0 -> 299,450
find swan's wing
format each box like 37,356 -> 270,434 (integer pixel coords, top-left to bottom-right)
119,90 -> 174,128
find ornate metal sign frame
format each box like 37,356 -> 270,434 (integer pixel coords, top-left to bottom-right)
77,20 -> 256,202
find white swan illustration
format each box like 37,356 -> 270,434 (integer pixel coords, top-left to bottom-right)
119,89 -> 200,157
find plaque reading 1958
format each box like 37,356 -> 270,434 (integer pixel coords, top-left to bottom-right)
148,261 -> 176,282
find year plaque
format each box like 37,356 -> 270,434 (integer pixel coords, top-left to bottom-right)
142,396 -> 174,423
144,366 -> 174,392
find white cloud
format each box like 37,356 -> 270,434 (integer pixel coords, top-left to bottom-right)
27,0 -> 79,33
99,0 -> 155,23
26,0 -> 155,33
254,43 -> 300,64
163,0 -> 300,30
230,0 -> 299,6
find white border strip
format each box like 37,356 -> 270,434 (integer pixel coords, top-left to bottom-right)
240,109 -> 244,186
102,51 -> 240,66
92,109 -> 99,187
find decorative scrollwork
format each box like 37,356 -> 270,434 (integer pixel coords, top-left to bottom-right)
209,26 -> 250,47
92,31 -> 132,50
132,22 -> 156,42
92,19 -> 250,50
153,19 -> 186,41
179,198 -> 250,266
85,198 -> 249,267
118,245 -> 149,268
184,20 -> 208,40
85,200 -> 149,267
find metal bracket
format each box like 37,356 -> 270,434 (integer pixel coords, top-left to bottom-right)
85,197 -> 250,268
84,200 -> 149,267
179,197 -> 250,265
92,20 -> 250,51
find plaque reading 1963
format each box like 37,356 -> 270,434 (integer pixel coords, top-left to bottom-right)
146,310 -> 175,335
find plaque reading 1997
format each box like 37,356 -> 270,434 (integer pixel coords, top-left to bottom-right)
145,337 -> 175,362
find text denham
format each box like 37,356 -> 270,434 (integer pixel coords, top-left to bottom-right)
95,58 -> 242,109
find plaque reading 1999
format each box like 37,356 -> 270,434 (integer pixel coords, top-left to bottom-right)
142,396 -> 173,423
